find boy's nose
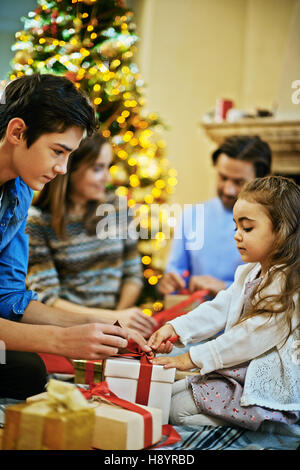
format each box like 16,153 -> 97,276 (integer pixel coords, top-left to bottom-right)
54,157 -> 68,175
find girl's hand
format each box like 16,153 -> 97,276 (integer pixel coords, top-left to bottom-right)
147,323 -> 176,352
150,352 -> 195,370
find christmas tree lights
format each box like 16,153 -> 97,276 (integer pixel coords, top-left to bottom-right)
9,0 -> 177,309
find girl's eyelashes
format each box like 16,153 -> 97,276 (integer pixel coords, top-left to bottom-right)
234,226 -> 253,232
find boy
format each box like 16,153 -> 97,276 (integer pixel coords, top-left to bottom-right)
0,73 -> 151,399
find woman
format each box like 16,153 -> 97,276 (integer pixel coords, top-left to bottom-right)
26,133 -> 156,337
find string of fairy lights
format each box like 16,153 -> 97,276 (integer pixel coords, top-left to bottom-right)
8,0 -> 178,310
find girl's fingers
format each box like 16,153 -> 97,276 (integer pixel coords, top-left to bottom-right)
150,356 -> 174,367
147,332 -> 162,349
156,340 -> 173,354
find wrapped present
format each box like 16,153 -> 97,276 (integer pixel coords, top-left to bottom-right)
73,359 -> 103,384
164,293 -> 203,310
103,349 -> 175,424
27,392 -> 49,403
82,382 -> 162,450
27,383 -> 181,450
153,289 -> 209,329
2,379 -> 95,450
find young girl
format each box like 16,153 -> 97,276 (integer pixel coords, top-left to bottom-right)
26,133 -> 156,338
149,176 -> 300,430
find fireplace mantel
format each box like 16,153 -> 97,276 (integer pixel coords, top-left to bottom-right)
201,118 -> 300,175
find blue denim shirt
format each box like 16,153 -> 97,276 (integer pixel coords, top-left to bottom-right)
0,177 -> 38,321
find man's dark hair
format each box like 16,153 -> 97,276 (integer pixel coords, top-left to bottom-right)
212,135 -> 272,177
0,73 -> 98,146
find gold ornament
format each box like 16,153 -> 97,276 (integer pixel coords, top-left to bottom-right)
81,0 -> 97,4
73,18 -> 83,33
111,164 -> 128,185
14,50 -> 31,65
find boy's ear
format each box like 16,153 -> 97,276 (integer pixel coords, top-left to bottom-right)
6,118 -> 27,145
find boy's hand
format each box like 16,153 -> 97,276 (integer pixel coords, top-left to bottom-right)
147,323 -> 176,351
60,323 -> 129,359
150,352 -> 195,371
121,327 -> 153,354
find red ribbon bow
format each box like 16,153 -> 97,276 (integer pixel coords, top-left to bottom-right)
114,337 -> 154,406
111,321 -> 154,406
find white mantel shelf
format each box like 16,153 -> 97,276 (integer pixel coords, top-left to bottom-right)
201,118 -> 300,175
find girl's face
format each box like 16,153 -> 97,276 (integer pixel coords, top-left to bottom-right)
70,142 -> 113,203
233,198 -> 277,275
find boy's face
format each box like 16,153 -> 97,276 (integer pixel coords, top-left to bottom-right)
12,125 -> 84,191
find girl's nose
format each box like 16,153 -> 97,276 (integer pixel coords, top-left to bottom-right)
234,229 -> 242,242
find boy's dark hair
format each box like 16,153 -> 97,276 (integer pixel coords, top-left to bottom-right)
212,135 -> 272,177
0,73 -> 97,146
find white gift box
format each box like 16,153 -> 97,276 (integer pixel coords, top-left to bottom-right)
103,357 -> 176,424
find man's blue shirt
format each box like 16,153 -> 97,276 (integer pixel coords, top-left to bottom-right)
166,197 -> 243,288
0,177 -> 38,321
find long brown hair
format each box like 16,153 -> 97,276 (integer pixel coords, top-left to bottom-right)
33,133 -> 109,238
235,176 -> 300,335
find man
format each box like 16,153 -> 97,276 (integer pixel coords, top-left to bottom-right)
158,135 -> 272,298
0,73 -> 153,400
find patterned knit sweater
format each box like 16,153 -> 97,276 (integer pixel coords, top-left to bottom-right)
25,194 -> 143,309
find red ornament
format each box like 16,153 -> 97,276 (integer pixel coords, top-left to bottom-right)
65,72 -> 78,83
51,24 -> 58,36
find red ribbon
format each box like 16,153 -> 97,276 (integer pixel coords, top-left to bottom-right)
80,381 -> 153,449
153,289 -> 209,330
114,339 -> 154,406
84,360 -> 103,385
154,424 -> 181,448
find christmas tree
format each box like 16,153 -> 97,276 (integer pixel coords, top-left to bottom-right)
9,0 -> 178,312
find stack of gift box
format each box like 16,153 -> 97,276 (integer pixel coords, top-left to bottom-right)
2,351 -> 177,450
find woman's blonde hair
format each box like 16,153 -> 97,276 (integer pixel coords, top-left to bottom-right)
33,133 -> 109,238
236,175 -> 300,333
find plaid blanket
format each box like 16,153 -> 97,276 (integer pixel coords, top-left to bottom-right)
158,424 -> 300,450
